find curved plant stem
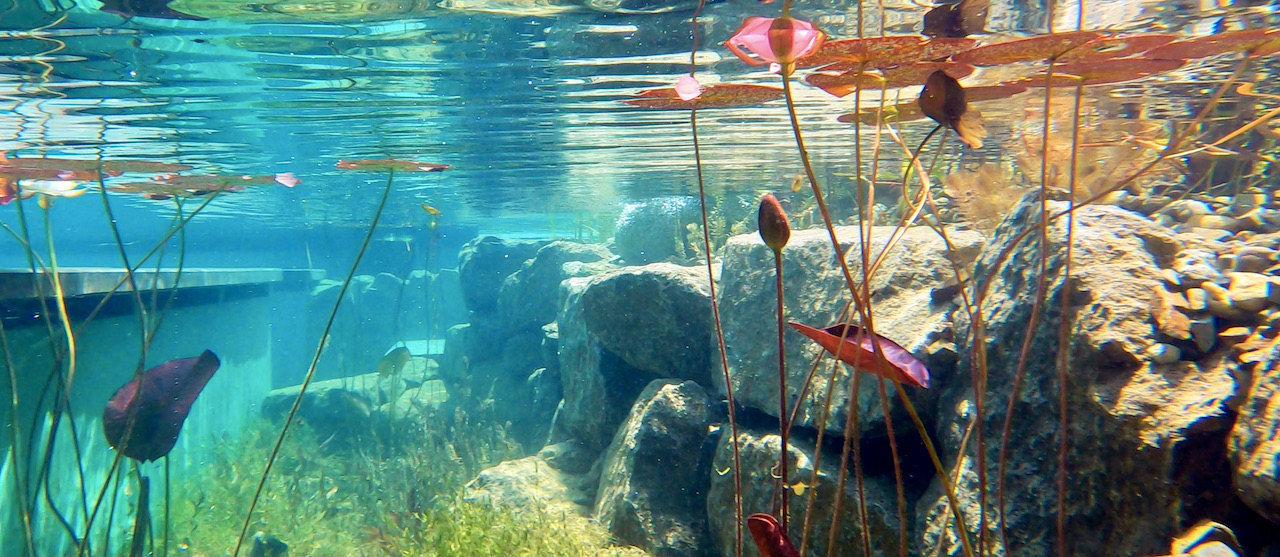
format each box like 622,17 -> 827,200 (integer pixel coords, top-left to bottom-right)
0,319 -> 36,557
1056,79 -> 1085,557
233,168 -> 399,557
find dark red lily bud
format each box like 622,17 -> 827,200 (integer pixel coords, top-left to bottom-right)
758,193 -> 791,253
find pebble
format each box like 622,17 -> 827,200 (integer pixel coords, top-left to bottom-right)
1191,227 -> 1233,242
1153,213 -> 1178,228
1150,287 -> 1192,340
1186,214 -> 1243,232
1190,318 -> 1217,353
1226,272 -> 1273,312
1230,247 -> 1275,273
1098,190 -> 1129,206
1161,268 -> 1182,288
1186,288 -> 1209,312
1173,249 -> 1227,286
1165,199 -> 1214,221
1201,282 -> 1242,319
1218,326 -> 1252,342
1146,343 -> 1181,364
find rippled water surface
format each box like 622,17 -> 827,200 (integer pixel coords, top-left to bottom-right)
0,0 -> 1275,241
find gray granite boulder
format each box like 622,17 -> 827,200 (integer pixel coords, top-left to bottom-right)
614,197 -> 700,265
457,236 -> 548,315
497,240 -> 614,334
706,426 -> 900,557
558,276 -> 654,451
920,193 -> 1242,557
581,263 -> 715,388
717,224 -> 984,437
595,380 -> 716,557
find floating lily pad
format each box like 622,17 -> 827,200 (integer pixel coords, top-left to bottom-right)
1021,58 -> 1185,86
623,84 -> 784,109
335,159 -> 450,172
951,31 -> 1102,66
805,62 -> 974,98
1145,28 -> 1279,60
801,35 -> 977,70
1058,33 -> 1177,62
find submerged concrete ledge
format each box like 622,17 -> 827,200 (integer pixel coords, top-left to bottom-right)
0,267 -> 324,301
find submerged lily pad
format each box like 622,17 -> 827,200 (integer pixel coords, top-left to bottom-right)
1145,28 -> 1280,60
836,83 -> 1027,124
950,31 -> 1102,66
623,84 -> 784,109
805,62 -> 974,98
1058,33 -> 1177,62
1021,58 -> 1185,86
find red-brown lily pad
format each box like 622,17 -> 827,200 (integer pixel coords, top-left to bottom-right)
103,351 -> 221,462
1020,58 -> 1185,86
0,152 -> 191,177
623,83 -> 784,109
100,160 -> 194,175
806,62 -> 974,97
335,159 -> 450,172
789,321 -> 931,388
951,31 -> 1102,66
748,514 -> 800,557
1145,28 -> 1280,60
799,36 -> 975,69
1058,33 -> 1177,62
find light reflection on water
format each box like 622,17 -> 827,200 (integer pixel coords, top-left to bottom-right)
0,0 -> 1274,236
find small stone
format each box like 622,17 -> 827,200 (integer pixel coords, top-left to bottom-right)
1188,541 -> 1240,557
1191,227 -> 1233,242
1239,349 -> 1270,364
1173,249 -> 1228,286
1186,288 -> 1209,312
1269,280 -> 1280,305
1233,333 -> 1270,354
1226,272 -> 1272,312
1153,213 -> 1178,228
1218,326 -> 1252,342
1190,318 -> 1217,353
1161,268 -> 1182,288
1231,247 -> 1275,273
1233,193 -> 1268,210
1167,199 -> 1214,221
1171,520 -> 1243,556
1150,287 -> 1192,340
1201,282 -> 1241,319
1098,190 -> 1130,206
1146,343 -> 1181,364
1186,214 -> 1243,231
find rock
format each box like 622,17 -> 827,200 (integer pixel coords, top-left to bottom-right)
932,194 -> 1241,557
1202,282 -> 1245,320
1229,247 -> 1275,274
580,263 -> 715,387
1187,288 -> 1209,312
613,197 -> 700,265
706,427 -> 899,557
1186,214 -> 1243,232
1146,343 -> 1181,364
1217,326 -> 1252,343
1229,340 -> 1280,524
537,439 -> 596,475
1190,318 -> 1217,354
717,224 -> 984,436
380,379 -> 449,421
262,374 -> 384,444
558,277 -> 655,451
457,236 -> 548,315
595,380 -> 715,557
1173,249 -> 1227,287
1170,520 -> 1243,556
1190,227 -> 1233,242
1151,287 -> 1192,340
496,241 -> 614,334
1226,272 -> 1273,313
464,454 -> 595,516
1162,268 -> 1183,289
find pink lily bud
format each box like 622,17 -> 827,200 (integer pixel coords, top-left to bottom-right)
675,74 -> 703,101
726,16 -> 826,76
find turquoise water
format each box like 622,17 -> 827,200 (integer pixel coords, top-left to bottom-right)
3,0 -> 1280,555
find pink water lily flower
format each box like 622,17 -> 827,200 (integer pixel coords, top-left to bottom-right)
675,74 -> 703,101
726,16 -> 826,76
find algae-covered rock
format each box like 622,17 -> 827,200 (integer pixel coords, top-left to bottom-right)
457,236 -> 548,315
717,224 -> 984,437
1230,339 -> 1280,524
497,240 -> 614,333
923,194 -> 1241,557
595,380 -> 715,557
581,263 -> 715,388
613,197 -> 700,265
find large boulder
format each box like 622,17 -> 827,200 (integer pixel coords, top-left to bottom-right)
464,454 -> 595,517
497,240 -> 615,334
614,197 -> 701,265
581,263 -> 716,388
457,236 -> 548,316
1230,338 -> 1280,525
595,380 -> 716,557
558,276 -> 655,451
706,426 -> 900,557
920,194 -> 1242,557
717,224 -> 985,437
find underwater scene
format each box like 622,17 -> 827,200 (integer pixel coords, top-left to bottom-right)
2,0 -> 1280,555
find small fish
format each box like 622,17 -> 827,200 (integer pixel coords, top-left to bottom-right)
249,532 -> 289,557
378,346 -> 412,377
790,481 -> 809,496
325,485 -> 338,500
789,174 -> 804,193
420,203 -> 441,216
923,0 -> 990,39
919,70 -> 987,149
